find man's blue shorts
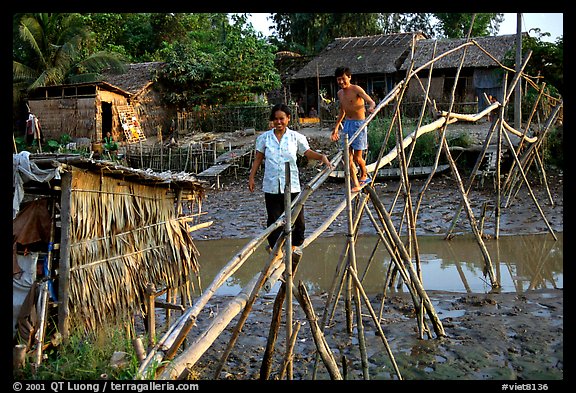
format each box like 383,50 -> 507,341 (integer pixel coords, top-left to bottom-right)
341,119 -> 368,151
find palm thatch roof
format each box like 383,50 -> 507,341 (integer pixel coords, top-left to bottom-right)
101,61 -> 164,96
275,51 -> 314,81
399,33 -> 523,70
19,153 -> 206,331
291,32 -> 427,80
28,153 -> 205,195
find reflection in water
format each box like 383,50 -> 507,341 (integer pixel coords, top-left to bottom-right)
194,233 -> 563,297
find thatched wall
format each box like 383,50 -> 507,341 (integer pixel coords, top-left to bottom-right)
104,62 -> 175,139
28,86 -> 130,142
66,167 -> 200,331
28,97 -> 98,141
133,86 -> 175,139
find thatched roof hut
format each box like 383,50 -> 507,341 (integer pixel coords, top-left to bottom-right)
291,32 -> 427,80
288,32 -> 524,116
13,152 -> 207,337
399,33 -> 522,70
102,61 -> 163,100
27,82 -> 132,143
101,61 -> 172,140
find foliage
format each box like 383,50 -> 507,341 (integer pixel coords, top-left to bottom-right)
519,32 -> 563,96
15,324 -> 141,380
153,14 -> 280,107
433,13 -> 504,38
367,117 -> 437,167
542,126 -> 563,169
12,13 -> 127,112
15,133 -> 92,155
269,13 -> 383,55
80,13 -> 226,62
367,116 -> 474,168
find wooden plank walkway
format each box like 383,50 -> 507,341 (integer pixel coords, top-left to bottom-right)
197,163 -> 233,189
215,144 -> 253,164
330,164 -> 450,180
197,143 -> 254,188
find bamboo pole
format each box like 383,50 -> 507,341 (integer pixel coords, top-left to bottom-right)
33,197 -> 56,368
504,102 -> 562,208
500,122 -> 557,240
165,274 -> 259,379
216,238 -> 288,378
278,321 -> 301,380
14,344 -> 27,370
440,137 -> 499,288
444,118 -> 500,238
364,191 -> 430,330
146,283 -> 156,347
365,185 -> 445,337
163,240 -> 287,380
259,282 -> 285,380
347,266 -> 402,380
342,135 -> 369,379
283,162 -> 294,379
295,282 -> 342,380
133,336 -> 146,363
57,172 -> 73,341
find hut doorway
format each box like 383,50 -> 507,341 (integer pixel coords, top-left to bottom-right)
102,102 -> 113,138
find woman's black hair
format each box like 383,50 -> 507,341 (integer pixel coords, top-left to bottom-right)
269,103 -> 291,121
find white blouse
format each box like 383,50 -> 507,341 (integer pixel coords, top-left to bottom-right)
255,128 -> 310,194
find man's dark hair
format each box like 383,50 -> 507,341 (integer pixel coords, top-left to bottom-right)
335,67 -> 351,78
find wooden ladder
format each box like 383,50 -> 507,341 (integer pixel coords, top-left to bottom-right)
118,105 -> 146,143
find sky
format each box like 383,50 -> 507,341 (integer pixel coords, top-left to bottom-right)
248,13 -> 563,43
498,13 -> 563,42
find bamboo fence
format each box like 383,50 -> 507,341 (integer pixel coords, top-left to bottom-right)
133,31 -> 561,381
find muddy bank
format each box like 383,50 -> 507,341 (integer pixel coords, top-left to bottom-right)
188,289 -> 563,381
193,166 -> 563,241
177,140 -> 563,381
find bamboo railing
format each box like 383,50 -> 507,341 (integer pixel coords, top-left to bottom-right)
134,33 -> 561,381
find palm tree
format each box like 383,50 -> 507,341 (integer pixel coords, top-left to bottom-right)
13,13 -> 126,107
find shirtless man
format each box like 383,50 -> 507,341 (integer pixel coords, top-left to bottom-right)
331,67 -> 376,192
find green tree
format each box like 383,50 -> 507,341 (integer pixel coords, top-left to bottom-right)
13,13 -> 126,105
80,13 -> 154,61
521,30 -> 563,96
269,13 -> 383,55
153,13 -> 280,107
433,13 -> 504,38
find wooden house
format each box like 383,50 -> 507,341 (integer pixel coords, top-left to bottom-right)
289,32 -> 427,115
398,34 -> 522,113
289,32 -> 521,118
26,81 -> 133,144
13,152 -> 207,343
26,62 -> 168,146
269,51 -> 314,109
102,61 -> 174,139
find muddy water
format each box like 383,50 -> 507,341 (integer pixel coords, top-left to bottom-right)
194,232 -> 562,297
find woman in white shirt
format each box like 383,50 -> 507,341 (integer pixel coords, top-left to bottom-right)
249,103 -> 333,251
